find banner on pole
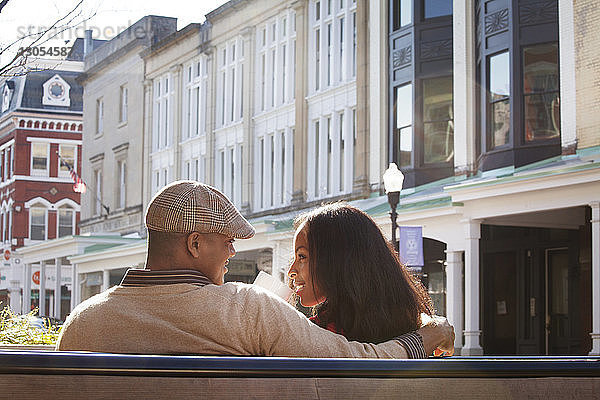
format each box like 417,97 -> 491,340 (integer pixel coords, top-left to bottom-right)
398,226 -> 424,267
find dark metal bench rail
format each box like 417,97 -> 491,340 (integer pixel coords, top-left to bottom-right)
0,351 -> 599,378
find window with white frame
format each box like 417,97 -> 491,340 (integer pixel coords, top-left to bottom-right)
93,169 -> 102,216
255,10 -> 296,114
29,205 -> 46,240
7,209 -> 12,244
216,38 -> 244,128
31,142 -> 48,176
57,205 -> 74,237
58,144 -> 76,176
183,57 -> 209,140
308,110 -> 354,200
119,85 -> 128,123
96,98 -> 104,135
214,145 -> 242,206
310,0 -> 355,93
116,160 -> 126,209
153,75 -> 172,151
9,144 -> 13,178
255,128 -> 293,210
2,148 -> 8,181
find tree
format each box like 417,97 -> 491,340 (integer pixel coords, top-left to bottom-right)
0,0 -> 94,77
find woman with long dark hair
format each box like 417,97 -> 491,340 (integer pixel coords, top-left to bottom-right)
287,202 -> 434,344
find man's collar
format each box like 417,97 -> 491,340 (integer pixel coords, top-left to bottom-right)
120,269 -> 213,287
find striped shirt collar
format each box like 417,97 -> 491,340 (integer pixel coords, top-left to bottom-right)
120,269 -> 213,287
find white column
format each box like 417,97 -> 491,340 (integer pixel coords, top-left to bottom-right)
22,263 -> 31,314
453,0 -> 476,174
558,0 -> 577,151
102,269 -> 110,292
54,258 -> 62,319
39,261 -> 46,316
589,202 -> 600,355
70,264 -> 79,311
445,250 -> 464,355
8,279 -> 21,313
461,219 -> 483,355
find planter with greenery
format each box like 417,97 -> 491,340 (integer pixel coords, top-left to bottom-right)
0,305 -> 60,349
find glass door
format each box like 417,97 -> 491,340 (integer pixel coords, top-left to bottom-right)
545,248 -> 570,355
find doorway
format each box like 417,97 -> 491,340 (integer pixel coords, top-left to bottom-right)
482,226 -> 585,355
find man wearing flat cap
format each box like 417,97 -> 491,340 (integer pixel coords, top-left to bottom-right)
57,181 -> 454,358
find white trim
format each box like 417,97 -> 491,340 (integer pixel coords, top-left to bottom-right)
11,175 -> 76,184
55,198 -> 80,211
26,137 -> 82,145
0,139 -> 15,152
24,197 -> 53,209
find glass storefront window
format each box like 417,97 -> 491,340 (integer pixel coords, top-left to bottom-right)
423,76 -> 453,164
523,43 -> 560,142
424,0 -> 452,19
396,83 -> 413,167
488,51 -> 510,149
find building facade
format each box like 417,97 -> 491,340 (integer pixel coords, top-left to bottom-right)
0,60 -> 84,320
37,0 -> 599,356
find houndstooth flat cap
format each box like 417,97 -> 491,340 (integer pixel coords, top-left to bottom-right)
145,181 -> 255,239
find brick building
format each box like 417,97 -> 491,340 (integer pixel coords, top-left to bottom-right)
0,59 -> 84,320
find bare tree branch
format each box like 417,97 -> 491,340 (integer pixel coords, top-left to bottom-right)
0,0 -> 95,77
0,0 -> 10,14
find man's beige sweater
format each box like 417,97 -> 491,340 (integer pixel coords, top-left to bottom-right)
56,282 -> 410,358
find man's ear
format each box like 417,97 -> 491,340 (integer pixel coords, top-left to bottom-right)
187,232 -> 202,258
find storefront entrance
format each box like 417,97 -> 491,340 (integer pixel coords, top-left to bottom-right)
481,225 -> 591,355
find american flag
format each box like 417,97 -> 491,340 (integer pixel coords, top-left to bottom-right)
57,153 -> 86,194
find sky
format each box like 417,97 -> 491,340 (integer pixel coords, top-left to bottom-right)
0,0 -> 229,66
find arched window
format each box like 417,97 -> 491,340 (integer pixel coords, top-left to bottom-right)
29,205 -> 47,241
57,205 -> 75,237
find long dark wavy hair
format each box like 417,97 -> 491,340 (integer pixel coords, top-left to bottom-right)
294,203 -> 433,343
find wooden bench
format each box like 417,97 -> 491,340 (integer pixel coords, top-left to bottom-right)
0,351 -> 598,399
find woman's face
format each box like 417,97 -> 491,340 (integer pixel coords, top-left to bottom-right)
287,223 -> 326,307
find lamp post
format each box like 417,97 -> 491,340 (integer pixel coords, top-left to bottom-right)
383,163 -> 404,253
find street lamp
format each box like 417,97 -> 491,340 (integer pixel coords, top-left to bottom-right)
383,163 -> 404,253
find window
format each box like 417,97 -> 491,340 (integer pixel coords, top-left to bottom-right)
58,206 -> 74,237
153,75 -> 172,150
94,169 -> 102,216
396,83 -> 413,167
119,85 -> 128,123
116,160 -> 126,209
423,76 -> 453,164
523,43 -> 560,142
58,144 -> 76,176
30,206 -> 46,240
488,51 -> 510,149
96,98 -> 104,135
394,0 -> 412,28
183,56 -> 209,140
315,28 -> 321,90
2,149 -> 7,181
31,142 -> 48,175
217,38 -> 244,126
314,120 -> 320,196
424,0 -> 452,19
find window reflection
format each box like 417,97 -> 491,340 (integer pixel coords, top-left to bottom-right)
423,76 -> 453,164
488,51 -> 510,149
424,0 -> 452,19
523,43 -> 560,142
396,83 -> 413,167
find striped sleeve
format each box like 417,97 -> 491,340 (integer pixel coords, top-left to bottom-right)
394,332 -> 427,359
